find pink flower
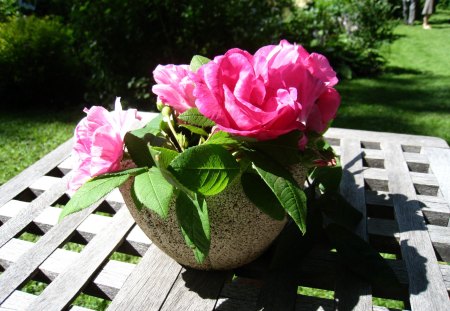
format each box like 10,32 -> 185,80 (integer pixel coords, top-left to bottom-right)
68,98 -> 142,194
152,64 -> 196,113
192,40 -> 340,141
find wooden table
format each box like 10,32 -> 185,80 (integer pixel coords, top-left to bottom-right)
0,126 -> 449,311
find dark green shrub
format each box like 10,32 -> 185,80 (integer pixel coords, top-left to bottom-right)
0,15 -> 84,110
284,0 -> 395,77
65,0 -> 297,108
0,0 -> 19,22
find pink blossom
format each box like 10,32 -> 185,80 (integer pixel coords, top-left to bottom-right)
192,40 -> 340,141
68,98 -> 142,194
152,64 -> 196,113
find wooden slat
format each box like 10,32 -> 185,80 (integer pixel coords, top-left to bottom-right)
214,298 -> 257,311
220,278 -> 261,302
29,176 -> 64,196
296,295 -> 334,311
363,167 -> 439,189
0,238 -> 135,300
367,218 -> 450,262
0,290 -> 95,311
325,128 -> 448,148
107,243 -> 182,311
365,190 -> 450,226
0,176 -> 69,248
0,204 -> 151,256
422,147 -> 450,226
0,139 -> 72,207
334,138 -> 372,310
160,269 -> 228,311
0,200 -> 100,304
26,206 -> 135,310
381,142 -> 450,310
0,290 -> 36,311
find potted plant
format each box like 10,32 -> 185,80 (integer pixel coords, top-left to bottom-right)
60,40 -> 362,271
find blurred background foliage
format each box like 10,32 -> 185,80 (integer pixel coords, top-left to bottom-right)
0,0 -> 397,110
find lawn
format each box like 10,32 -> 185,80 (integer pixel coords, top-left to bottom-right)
334,9 -> 450,143
0,110 -> 79,185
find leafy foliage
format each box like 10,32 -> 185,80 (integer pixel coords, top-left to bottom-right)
168,144 -> 240,196
1,0 -> 396,108
175,192 -> 211,263
59,169 -> 142,220
178,108 -> 216,128
133,167 -> 174,218
0,15 -> 84,109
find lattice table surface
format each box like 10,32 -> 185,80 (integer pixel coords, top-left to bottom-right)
0,121 -> 449,311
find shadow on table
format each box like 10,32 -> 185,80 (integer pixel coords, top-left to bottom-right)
181,152 -> 431,310
180,268 -> 228,299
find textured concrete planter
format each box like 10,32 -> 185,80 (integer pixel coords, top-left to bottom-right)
120,164 -> 307,270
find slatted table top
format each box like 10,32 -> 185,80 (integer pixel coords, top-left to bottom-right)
0,122 -> 449,311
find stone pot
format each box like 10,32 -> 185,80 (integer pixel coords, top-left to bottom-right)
120,164 -> 307,270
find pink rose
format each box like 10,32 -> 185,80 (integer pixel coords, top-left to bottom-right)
68,98 -> 142,194
152,64 -> 196,113
192,40 -> 340,141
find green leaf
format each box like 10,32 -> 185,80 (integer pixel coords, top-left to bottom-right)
309,159 -> 342,192
175,192 -> 210,263
190,55 -> 211,73
205,131 -> 240,147
168,144 -> 240,196
142,114 -> 164,136
250,153 -> 307,234
178,108 -> 215,128
59,174 -> 130,220
125,118 -> 171,167
133,167 -> 174,219
149,146 -> 179,169
179,124 -> 209,137
241,172 -> 285,220
95,167 -> 147,178
325,223 -> 401,289
250,131 -> 301,165
317,192 -> 362,231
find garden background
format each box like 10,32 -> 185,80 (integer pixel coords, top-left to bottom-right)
0,0 -> 449,309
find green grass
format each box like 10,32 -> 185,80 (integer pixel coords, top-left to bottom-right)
0,110 -> 79,185
334,9 -> 450,143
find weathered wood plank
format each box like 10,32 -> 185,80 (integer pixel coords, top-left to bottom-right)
334,138 -> 372,310
220,278 -> 261,302
365,190 -> 450,226
0,139 -> 72,207
360,149 -> 431,171
296,295 -> 334,311
0,290 -> 95,311
214,298 -> 257,311
325,128 -> 448,148
0,176 -> 68,248
425,225 -> 450,262
26,206 -> 134,310
0,200 -> 28,224
160,269 -> 228,311
0,238 -> 135,300
0,290 -> 36,311
367,218 -> 450,261
29,176 -> 64,196
381,142 -> 450,310
422,147 -> 450,227
0,203 -> 151,257
107,243 -> 182,311
0,199 -> 100,304
363,167 -> 439,190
